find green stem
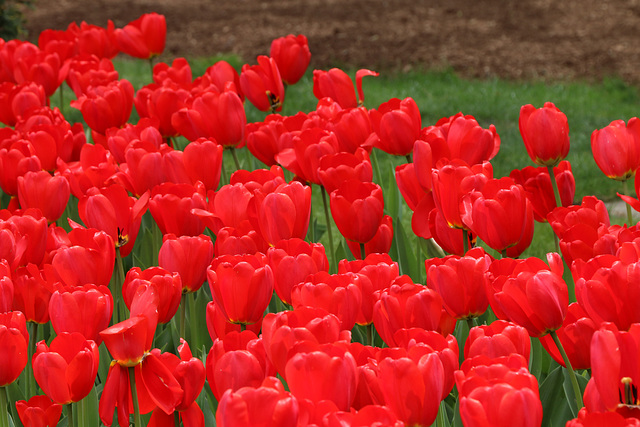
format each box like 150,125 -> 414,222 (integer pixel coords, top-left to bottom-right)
128,367 -> 141,427
220,157 -> 228,186
466,317 -> 476,332
114,250 -> 127,325
624,179 -> 634,226
180,293 -> 187,340
27,322 -> 38,397
547,165 -> 562,209
240,323 -> 246,332
435,400 -> 447,427
405,154 -> 412,164
366,323 -> 374,347
463,229 -> 469,254
77,398 -> 86,427
549,330 -> 583,410
174,410 -> 181,426
321,186 -> 337,273
229,147 -> 241,171
67,402 -> 75,427
359,242 -> 366,260
0,387 -> 8,427
188,292 -> 199,350
501,249 -> 507,259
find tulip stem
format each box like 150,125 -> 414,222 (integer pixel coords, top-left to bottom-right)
27,322 -> 38,397
67,402 -> 75,427
128,367 -> 141,427
547,165 -> 562,209
463,229 -> 469,254
359,242 -> 365,260
549,330 -> 583,410
174,411 -> 180,426
320,186 -> 337,272
366,323 -> 374,347
229,147 -> 241,171
188,292 -> 199,351
624,179 -> 634,226
405,154 -> 412,164
113,250 -> 127,325
0,387 -> 8,427
180,293 -> 187,340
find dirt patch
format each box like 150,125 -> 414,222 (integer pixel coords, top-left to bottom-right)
20,0 -> 640,85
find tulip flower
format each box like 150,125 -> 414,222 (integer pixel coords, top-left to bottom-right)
591,118 -> 640,181
330,179 -> 384,244
149,182 -> 207,237
519,102 -> 570,166
0,207 -> 48,267
369,97 -> 422,156
345,214 -> 394,260
15,395 -> 62,427
48,284 -> 113,345
285,343 -> 358,411
207,330 -> 275,401
291,271 -> 365,331
462,176 -> 534,257
17,170 -> 70,223
0,139 -> 42,197
0,81 -> 47,126
240,55 -> 285,112
171,87 -> 246,147
270,34 -> 311,85
484,253 -> 568,337
313,68 -> 378,108
207,253 -> 274,326
12,265 -> 54,324
266,238 -> 329,306
158,233 -> 213,293
567,409 -> 640,426
32,332 -> 100,404
277,127 -> 340,185
65,54 -> 119,98
182,137 -> 224,191
455,354 -> 543,427
465,320 -> 531,362
11,42 -> 63,97
426,247 -> 492,321
135,82 -> 191,138
122,267 -> 182,325
0,311 -> 28,386
216,377 -> 300,427
421,112 -> 501,166
205,300 -> 262,342
317,148 -> 373,194
58,143 -> 119,198
114,13 -> 166,59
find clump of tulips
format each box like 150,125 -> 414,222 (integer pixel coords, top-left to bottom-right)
2,10 -> 640,427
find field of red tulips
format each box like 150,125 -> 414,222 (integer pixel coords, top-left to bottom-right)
3,11 -> 640,427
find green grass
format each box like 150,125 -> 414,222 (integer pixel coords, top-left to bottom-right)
55,56 -> 640,266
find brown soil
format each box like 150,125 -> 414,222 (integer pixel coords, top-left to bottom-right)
21,0 -> 640,85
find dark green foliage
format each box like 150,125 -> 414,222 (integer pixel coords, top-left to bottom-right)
0,0 -> 32,40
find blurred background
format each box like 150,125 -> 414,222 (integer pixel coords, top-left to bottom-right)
13,0 -> 640,84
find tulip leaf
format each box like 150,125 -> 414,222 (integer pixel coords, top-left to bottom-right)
562,369 -> 588,418
98,343 -> 111,391
6,383 -> 23,427
334,241 -> 350,265
193,289 -> 213,354
540,365 -> 572,426
77,386 -> 100,427
451,396 -> 464,427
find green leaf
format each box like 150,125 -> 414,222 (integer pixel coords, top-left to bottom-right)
451,395 -> 464,427
562,369 -> 588,418
539,365 -> 573,427
77,386 -> 100,427
529,337 -> 543,379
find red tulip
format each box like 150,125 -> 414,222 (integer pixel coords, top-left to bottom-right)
0,81 -> 47,126
462,176 -> 534,257
135,83 -> 191,138
465,320 -> 531,362
122,267 -> 182,325
270,34 -> 311,85
519,102 -> 570,166
261,307 -> 351,378
11,42 -> 63,97
207,253 -> 274,325
591,118 -> 640,181
78,184 -> 149,257
395,162 -> 429,211
369,97 -> 421,156
267,238 -> 329,306
0,208 -> 48,267
421,112 -> 501,166
115,13 -> 166,59
12,264 -> 54,324
567,409 -> 640,427
147,340 -> 206,426
17,170 -> 70,223
538,302 -> 596,370
285,343 -> 358,411
317,149 -> 373,194
32,332 -> 99,404
171,87 -> 246,147
207,330 -> 275,401
484,253 -> 569,337
0,311 -> 28,386
72,20 -> 119,59
291,271 -> 364,331
426,247 -> 492,320
65,54 -> 119,98
373,276 -> 457,347
313,68 -> 378,108
70,79 -> 134,137
48,284 -> 113,345
509,160 -> 576,222
216,377 -> 299,427
205,300 -> 262,342
182,137 -> 223,191
345,214 -> 394,260
248,181 -> 312,246
455,354 -> 542,427
240,55 -> 285,112
58,143 -> 119,199
330,179 -> 384,244
15,395 -> 62,427
158,233 -> 213,293
149,182 -> 207,237
0,139 -> 42,196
